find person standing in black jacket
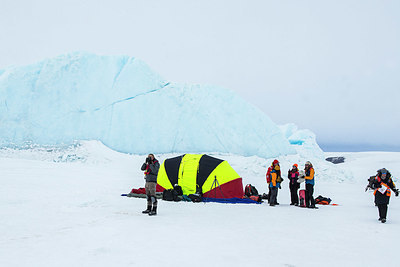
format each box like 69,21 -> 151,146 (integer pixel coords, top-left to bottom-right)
141,154 -> 160,216
370,168 -> 399,223
288,164 -> 300,205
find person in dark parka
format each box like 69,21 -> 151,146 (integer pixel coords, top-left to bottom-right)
288,164 -> 300,205
370,168 -> 399,223
141,154 -> 160,216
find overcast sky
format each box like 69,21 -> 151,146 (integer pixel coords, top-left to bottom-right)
1,0 -> 399,151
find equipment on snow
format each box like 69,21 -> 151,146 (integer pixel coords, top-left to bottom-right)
315,195 -> 332,205
162,189 -> 181,201
188,194 -> 202,202
244,184 -> 259,197
299,190 -> 306,207
248,195 -> 262,202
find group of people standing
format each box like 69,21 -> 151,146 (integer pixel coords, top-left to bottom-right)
140,154 -> 398,223
266,159 -> 317,208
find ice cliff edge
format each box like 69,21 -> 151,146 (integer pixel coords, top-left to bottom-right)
0,52 -> 302,158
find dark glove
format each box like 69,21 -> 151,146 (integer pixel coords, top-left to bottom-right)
145,157 -> 150,164
395,189 -> 399,197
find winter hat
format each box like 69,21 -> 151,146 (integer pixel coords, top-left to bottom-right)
378,168 -> 388,179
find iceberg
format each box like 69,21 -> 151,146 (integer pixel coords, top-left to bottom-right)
279,123 -> 324,158
0,52 -> 297,158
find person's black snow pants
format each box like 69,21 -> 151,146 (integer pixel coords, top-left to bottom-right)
267,186 -> 272,203
378,204 -> 388,220
290,184 -> 299,205
305,183 -> 315,208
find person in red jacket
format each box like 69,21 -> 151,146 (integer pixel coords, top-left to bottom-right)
370,168 -> 399,223
268,160 -> 282,206
288,164 -> 300,205
266,159 -> 278,204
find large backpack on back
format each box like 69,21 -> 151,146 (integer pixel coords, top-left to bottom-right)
266,167 -> 272,183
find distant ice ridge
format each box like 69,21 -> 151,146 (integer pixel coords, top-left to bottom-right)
0,140 -> 351,184
0,52 -> 321,158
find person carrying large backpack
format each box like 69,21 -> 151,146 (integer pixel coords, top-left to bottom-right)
304,161 -> 316,209
265,160 -> 275,203
268,159 -> 282,206
370,168 -> 399,223
288,164 -> 300,205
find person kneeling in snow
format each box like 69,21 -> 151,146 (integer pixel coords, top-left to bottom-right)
141,154 -> 160,216
370,168 -> 399,223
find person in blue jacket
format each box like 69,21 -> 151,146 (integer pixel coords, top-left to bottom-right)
304,161 -> 316,209
269,160 -> 283,206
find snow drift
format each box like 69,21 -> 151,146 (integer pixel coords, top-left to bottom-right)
0,52 -> 321,158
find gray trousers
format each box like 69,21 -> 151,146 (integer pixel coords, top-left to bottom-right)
270,187 -> 278,205
145,182 -> 157,207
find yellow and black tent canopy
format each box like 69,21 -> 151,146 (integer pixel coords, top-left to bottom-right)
157,154 -> 243,199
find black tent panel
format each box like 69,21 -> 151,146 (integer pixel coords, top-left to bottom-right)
197,155 -> 224,188
164,155 -> 183,186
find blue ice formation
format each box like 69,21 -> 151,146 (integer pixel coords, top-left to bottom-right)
0,52 -> 298,158
279,123 -> 324,158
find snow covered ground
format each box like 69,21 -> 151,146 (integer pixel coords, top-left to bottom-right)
1,142 -> 399,266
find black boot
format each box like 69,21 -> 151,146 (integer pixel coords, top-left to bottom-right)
149,206 -> 157,216
142,205 -> 151,214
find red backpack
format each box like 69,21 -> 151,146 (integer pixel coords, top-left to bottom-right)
266,166 -> 272,183
244,184 -> 259,197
